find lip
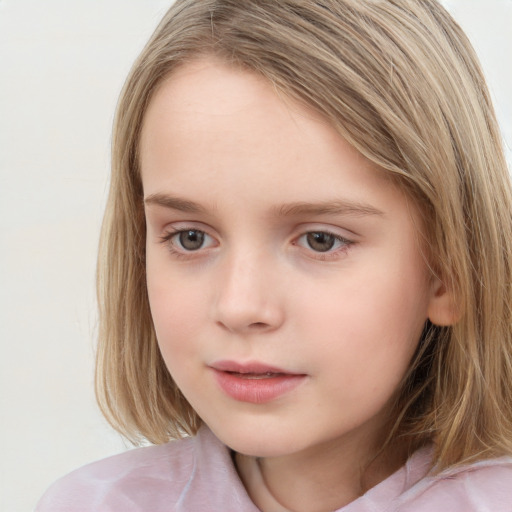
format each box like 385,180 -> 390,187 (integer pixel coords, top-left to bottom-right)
210,360 -> 306,404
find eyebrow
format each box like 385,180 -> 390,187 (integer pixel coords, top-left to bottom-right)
144,193 -> 209,213
273,200 -> 384,218
144,193 -> 384,218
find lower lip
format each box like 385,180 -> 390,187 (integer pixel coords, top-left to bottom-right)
212,369 -> 306,404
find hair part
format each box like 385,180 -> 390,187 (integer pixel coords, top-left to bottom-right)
96,0 -> 512,471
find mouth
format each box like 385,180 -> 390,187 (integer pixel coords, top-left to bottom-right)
210,360 -> 306,404
226,371 -> 287,380
211,360 -> 296,374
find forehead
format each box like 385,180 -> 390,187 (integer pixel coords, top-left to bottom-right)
138,57 -> 421,228
147,58 -> 279,120
139,57 -> 319,169
142,60 -> 381,177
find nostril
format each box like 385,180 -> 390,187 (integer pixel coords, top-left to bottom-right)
249,322 -> 269,329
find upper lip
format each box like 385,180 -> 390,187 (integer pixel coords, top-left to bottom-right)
210,360 -> 299,375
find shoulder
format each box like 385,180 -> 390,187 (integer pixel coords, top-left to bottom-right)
398,457 -> 512,512
35,427 -> 228,512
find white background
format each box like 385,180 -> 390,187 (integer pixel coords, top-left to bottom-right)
0,1 -> 511,511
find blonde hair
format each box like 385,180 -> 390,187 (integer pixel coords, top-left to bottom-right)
96,0 -> 512,470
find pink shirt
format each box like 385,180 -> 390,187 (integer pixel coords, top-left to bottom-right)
36,426 -> 512,511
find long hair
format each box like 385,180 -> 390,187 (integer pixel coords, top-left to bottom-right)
96,0 -> 512,470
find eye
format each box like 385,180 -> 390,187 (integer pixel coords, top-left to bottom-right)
296,231 -> 351,253
161,228 -> 216,252
177,230 -> 206,251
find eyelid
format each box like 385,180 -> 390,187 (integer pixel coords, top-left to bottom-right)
160,228 -> 214,245
295,231 -> 351,248
293,223 -> 357,241
292,225 -> 355,259
156,222 -> 356,261
158,220 -> 216,240
159,224 -> 219,256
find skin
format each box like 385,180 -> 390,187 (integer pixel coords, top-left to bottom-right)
140,57 -> 452,512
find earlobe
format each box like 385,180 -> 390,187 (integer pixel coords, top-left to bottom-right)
427,278 -> 461,326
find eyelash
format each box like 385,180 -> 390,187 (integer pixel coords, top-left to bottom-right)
159,228 -> 216,259
294,230 -> 353,260
159,228 -> 354,260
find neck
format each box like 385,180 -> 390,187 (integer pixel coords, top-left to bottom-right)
235,435 -> 406,512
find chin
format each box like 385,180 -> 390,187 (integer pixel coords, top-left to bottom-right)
206,420 -> 305,458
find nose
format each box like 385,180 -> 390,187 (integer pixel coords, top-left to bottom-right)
213,250 -> 285,334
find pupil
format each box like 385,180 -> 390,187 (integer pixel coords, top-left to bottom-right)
307,232 -> 335,252
179,230 -> 204,250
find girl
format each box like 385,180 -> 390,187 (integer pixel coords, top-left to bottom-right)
37,1 -> 512,510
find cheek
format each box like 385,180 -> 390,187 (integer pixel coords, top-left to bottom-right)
147,283 -> 206,388
146,256 -> 206,357
294,266 -> 428,373
149,284 -> 201,338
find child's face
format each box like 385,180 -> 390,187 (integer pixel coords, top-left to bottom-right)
141,58 -> 440,460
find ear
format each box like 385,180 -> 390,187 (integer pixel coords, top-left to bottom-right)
427,277 -> 461,326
